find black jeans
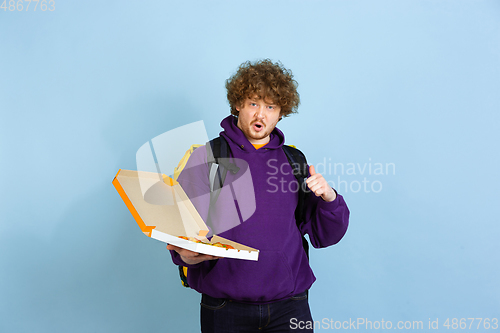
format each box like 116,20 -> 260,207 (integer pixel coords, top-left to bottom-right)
201,291 -> 313,333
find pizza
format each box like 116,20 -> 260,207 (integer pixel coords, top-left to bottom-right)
177,236 -> 235,249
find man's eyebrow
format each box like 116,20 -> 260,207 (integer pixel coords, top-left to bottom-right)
247,97 -> 277,105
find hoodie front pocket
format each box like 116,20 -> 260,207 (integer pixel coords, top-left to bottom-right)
201,250 -> 294,302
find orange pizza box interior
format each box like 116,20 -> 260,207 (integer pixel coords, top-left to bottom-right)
112,169 -> 259,261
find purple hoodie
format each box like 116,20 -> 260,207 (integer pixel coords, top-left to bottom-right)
170,115 -> 349,304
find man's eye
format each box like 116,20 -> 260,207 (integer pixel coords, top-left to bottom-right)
250,103 -> 257,107
268,106 -> 274,110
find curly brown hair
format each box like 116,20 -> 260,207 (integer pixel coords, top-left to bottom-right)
225,59 -> 300,117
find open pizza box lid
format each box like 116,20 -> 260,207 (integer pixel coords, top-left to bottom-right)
113,169 -> 259,261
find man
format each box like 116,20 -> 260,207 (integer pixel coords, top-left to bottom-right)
167,59 -> 349,333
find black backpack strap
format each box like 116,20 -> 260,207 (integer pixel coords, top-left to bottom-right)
282,145 -> 309,223
181,137 -> 236,289
206,136 -> 239,206
206,137 -> 223,190
213,136 -> 240,178
282,145 -> 310,258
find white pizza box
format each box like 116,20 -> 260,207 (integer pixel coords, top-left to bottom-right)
112,169 -> 259,261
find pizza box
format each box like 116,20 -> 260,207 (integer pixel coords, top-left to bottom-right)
112,169 -> 259,261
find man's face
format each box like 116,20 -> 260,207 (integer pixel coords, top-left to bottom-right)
236,97 -> 282,144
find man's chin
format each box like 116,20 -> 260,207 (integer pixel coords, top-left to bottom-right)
250,130 -> 267,139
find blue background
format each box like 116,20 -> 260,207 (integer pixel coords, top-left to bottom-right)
1,1 -> 499,332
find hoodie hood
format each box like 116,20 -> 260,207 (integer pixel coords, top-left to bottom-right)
219,115 -> 285,151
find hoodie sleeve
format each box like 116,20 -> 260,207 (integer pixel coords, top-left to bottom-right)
299,167 -> 350,248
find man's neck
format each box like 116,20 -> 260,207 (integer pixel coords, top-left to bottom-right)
252,142 -> 268,150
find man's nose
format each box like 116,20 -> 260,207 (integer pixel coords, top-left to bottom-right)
255,106 -> 265,119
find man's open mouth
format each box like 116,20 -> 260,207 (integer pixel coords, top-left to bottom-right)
253,123 -> 264,131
